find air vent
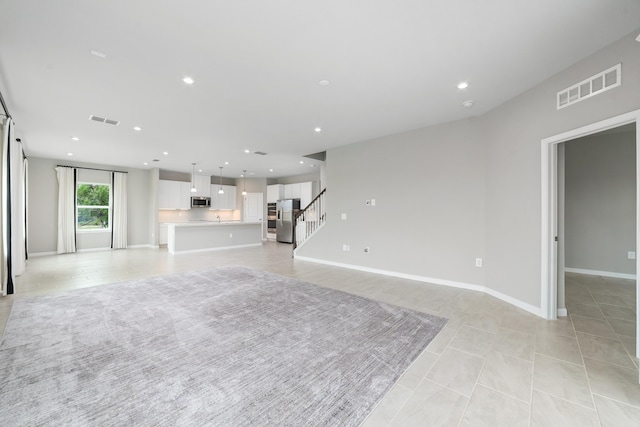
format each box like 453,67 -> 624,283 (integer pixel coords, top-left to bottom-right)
557,63 -> 621,110
89,115 -> 120,126
253,151 -> 268,156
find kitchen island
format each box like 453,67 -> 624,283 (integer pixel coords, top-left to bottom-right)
167,221 -> 262,254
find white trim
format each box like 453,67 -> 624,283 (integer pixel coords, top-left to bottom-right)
295,255 -> 542,317
557,308 -> 568,317
127,244 -> 156,249
169,243 -> 262,255
28,251 -> 56,257
565,267 -> 636,280
541,109 -> 640,320
77,247 -> 111,253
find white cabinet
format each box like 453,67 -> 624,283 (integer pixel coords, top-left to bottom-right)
284,183 -> 301,200
178,182 -> 192,210
300,182 -> 313,208
210,185 -> 237,210
267,184 -> 283,203
158,224 -> 168,245
158,180 -> 191,210
192,175 -> 211,197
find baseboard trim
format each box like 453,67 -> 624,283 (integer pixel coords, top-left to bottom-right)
557,308 -> 568,317
28,251 -> 56,257
565,267 -> 636,280
170,243 -> 262,255
294,256 -> 542,317
77,247 -> 111,253
127,244 -> 156,249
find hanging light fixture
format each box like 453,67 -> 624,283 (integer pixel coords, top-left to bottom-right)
190,162 -> 197,193
218,166 -> 224,194
242,169 -> 247,196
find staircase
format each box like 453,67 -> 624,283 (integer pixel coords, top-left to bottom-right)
293,188 -> 326,251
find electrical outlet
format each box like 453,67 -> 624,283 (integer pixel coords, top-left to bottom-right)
343,244 -> 351,251
371,199 -> 376,206
229,233 -> 233,238
341,213 -> 347,220
364,247 -> 370,253
628,251 -> 636,260
475,258 -> 483,267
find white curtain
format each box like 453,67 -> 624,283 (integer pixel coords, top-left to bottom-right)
55,166 -> 76,254
0,118 -> 12,295
10,137 -> 26,276
112,172 -> 127,249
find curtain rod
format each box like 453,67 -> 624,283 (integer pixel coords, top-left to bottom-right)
57,165 -> 128,174
0,89 -> 11,119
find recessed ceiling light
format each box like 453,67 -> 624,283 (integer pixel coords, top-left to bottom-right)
182,76 -> 194,85
224,161 -> 229,165
163,151 -> 169,155
244,149 -> 251,153
269,169 -> 274,172
457,82 -> 469,89
314,127 -> 322,133
310,164 -> 316,167
462,100 -> 475,108
198,169 -> 203,173
143,162 -> 148,165
67,152 -> 73,156
133,126 -> 142,131
299,161 -> 304,164
318,80 -> 330,86
90,50 -> 106,59
71,137 -> 79,141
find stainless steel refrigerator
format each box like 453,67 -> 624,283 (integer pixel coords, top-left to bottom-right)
276,199 -> 301,243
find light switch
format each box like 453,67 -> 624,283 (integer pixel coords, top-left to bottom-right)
341,213 -> 347,220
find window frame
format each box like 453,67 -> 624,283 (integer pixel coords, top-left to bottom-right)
76,181 -> 112,233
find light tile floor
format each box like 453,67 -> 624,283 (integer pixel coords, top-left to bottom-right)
1,245 -> 638,426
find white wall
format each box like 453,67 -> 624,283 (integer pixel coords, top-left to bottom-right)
297,118 -> 486,287
297,28 -> 640,311
564,128 -> 636,275
28,157 -> 155,254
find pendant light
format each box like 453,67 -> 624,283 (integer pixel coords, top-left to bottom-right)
218,166 -> 224,194
190,162 -> 197,193
241,169 -> 247,196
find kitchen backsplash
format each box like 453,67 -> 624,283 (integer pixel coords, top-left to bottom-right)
159,209 -> 241,223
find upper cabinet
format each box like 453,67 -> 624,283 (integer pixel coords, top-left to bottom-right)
267,184 -> 283,203
210,184 -> 237,210
192,175 -> 211,197
158,180 -> 191,210
268,182 -> 315,207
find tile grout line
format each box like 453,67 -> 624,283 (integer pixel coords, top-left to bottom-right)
575,289 -> 604,427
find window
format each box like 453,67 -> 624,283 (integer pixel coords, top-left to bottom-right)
76,183 -> 111,231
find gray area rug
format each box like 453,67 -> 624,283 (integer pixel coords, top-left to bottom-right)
0,266 -> 447,426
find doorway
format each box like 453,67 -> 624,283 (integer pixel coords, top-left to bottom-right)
243,193 -> 264,236
541,109 -> 640,364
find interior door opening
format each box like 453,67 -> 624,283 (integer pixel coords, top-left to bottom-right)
541,110 -> 640,373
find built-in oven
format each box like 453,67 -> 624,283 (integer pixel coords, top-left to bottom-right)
267,202 -> 277,232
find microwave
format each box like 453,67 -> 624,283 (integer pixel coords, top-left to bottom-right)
191,197 -> 211,208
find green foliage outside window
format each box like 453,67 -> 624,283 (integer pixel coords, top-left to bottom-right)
77,183 -> 110,230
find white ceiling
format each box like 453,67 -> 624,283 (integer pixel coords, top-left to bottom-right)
1,1 -> 639,178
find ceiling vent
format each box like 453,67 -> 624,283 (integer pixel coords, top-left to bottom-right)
253,151 -> 268,155
89,115 -> 120,126
557,63 -> 621,110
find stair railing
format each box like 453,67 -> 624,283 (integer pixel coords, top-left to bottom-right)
293,188 -> 326,251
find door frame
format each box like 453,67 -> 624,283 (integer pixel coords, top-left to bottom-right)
540,109 -> 640,360
243,192 -> 264,238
